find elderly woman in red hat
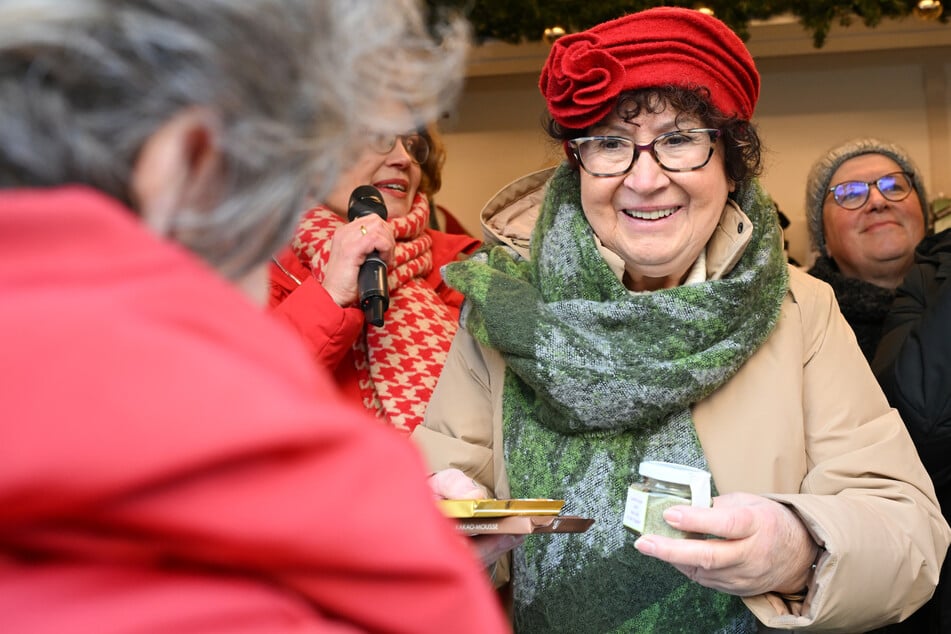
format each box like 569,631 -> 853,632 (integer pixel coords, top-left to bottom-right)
413,7 -> 949,633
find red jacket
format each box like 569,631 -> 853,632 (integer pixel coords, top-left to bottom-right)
269,229 -> 480,406
0,187 -> 509,634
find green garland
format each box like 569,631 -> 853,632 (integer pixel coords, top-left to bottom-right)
426,0 -> 946,48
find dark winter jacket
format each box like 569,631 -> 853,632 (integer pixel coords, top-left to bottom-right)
807,254 -> 895,361
873,228 -> 951,633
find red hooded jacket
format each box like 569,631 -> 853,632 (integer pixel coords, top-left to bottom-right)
0,187 -> 509,634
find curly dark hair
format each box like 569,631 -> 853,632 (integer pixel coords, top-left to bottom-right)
418,124 -> 446,197
545,85 -> 763,185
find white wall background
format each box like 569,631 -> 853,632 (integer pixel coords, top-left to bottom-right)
435,16 -> 951,266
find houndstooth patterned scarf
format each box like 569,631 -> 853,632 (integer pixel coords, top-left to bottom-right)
293,192 -> 458,433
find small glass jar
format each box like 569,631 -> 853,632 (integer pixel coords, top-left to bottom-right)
623,461 -> 711,539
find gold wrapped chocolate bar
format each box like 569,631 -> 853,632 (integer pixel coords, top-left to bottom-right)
439,498 -> 564,518
439,499 -> 594,535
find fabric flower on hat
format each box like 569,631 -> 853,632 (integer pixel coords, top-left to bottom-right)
539,32 -> 626,130
539,7 -> 759,131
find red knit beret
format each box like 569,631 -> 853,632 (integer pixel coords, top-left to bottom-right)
539,7 -> 760,130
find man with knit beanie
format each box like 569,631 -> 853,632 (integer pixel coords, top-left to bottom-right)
805,138 -> 930,359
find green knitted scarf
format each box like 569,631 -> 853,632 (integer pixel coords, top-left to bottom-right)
444,163 -> 789,633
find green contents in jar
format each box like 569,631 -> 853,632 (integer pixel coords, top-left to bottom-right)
643,494 -> 691,539
624,461 -> 712,540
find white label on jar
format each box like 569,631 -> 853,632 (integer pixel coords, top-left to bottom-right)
623,486 -> 649,532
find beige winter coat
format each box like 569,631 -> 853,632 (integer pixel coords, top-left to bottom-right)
413,168 -> 950,632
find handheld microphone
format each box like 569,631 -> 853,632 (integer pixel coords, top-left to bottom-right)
347,185 -> 389,327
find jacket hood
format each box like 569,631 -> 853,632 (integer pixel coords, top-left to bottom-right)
914,227 -> 951,270
480,167 -> 555,260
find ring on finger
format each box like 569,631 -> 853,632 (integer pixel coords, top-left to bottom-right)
360,225 -> 367,236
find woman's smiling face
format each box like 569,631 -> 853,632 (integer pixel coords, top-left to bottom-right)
323,136 -> 422,220
579,107 -> 732,291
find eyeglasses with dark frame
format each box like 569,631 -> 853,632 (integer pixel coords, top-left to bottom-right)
568,128 -> 721,177
368,133 -> 430,165
827,171 -> 916,210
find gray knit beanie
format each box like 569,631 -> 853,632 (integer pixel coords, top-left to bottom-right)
805,138 -> 930,256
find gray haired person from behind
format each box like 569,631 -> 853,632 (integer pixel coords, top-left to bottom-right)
0,2 -> 513,633
0,0 -> 466,284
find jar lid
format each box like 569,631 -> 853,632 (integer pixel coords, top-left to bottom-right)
638,461 -> 711,508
